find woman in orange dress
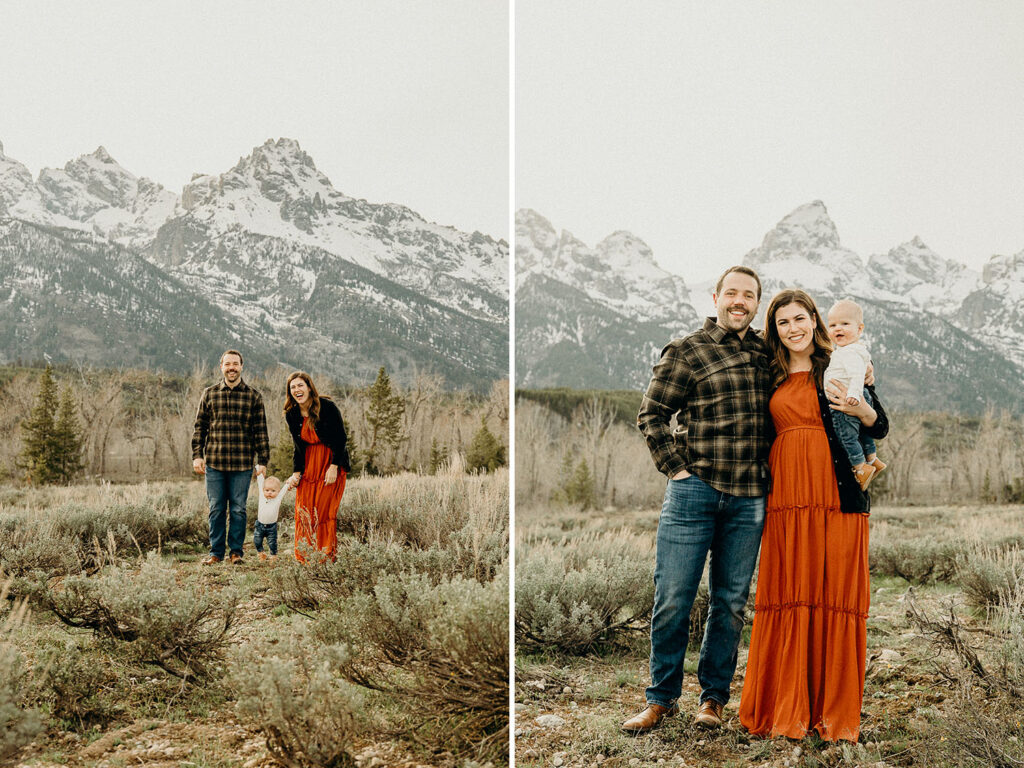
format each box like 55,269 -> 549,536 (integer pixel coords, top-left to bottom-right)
738,289 -> 888,742
284,371 -> 351,563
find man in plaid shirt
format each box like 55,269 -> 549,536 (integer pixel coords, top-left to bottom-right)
623,266 -> 770,734
192,350 -> 271,565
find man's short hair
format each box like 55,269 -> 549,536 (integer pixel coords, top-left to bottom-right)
221,349 -> 244,364
715,266 -> 762,300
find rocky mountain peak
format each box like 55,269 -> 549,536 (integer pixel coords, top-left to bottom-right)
90,146 -> 115,163
983,249 -> 1024,285
515,208 -> 556,237
597,230 -> 657,267
762,200 -> 841,253
184,137 -> 335,213
743,200 -> 867,296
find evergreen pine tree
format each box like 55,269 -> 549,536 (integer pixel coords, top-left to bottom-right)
428,437 -> 450,475
52,385 -> 85,484
566,458 -> 597,509
465,416 -> 506,473
267,422 -> 295,478
19,365 -> 60,484
345,429 -> 365,476
363,367 -> 406,475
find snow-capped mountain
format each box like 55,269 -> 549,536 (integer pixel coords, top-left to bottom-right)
153,138 -> 505,323
867,237 -> 981,315
516,208 -> 692,324
0,142 -> 178,248
744,201 -> 875,302
959,248 -> 1024,365
516,209 -> 698,389
0,139 -> 508,389
516,203 -> 1024,414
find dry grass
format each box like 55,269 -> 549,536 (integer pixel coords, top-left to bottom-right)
515,501 -> 1024,768
4,471 -> 509,768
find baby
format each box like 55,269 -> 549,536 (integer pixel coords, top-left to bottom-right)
254,473 -> 293,560
824,299 -> 886,491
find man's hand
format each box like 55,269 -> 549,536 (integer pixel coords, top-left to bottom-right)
671,469 -> 691,480
193,458 -> 206,475
324,465 -> 338,485
255,465 -> 266,477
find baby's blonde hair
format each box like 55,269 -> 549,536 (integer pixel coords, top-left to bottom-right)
829,298 -> 863,324
264,475 -> 282,489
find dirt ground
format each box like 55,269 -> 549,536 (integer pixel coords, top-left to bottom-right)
514,503 -> 998,768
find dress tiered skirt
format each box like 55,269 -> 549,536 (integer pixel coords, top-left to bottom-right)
738,372 -> 870,742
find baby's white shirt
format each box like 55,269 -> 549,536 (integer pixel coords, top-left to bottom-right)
256,474 -> 291,525
823,341 -> 871,403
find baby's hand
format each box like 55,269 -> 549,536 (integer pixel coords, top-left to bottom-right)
846,396 -> 860,406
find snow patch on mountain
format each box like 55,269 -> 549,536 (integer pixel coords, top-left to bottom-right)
744,201 -> 873,297
516,208 -> 693,323
867,237 -> 981,314
173,138 -> 507,309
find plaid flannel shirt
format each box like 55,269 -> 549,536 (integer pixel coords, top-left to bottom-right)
638,317 -> 770,497
191,379 -> 271,472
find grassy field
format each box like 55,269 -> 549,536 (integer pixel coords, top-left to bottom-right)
1,467 -> 509,768
515,502 -> 1024,768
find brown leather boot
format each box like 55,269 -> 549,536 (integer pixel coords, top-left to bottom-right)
621,703 -> 678,734
694,699 -> 724,728
869,456 -> 887,475
853,462 -> 876,491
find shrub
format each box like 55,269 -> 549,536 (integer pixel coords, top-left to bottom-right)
269,536 -> 499,615
340,471 -> 508,554
516,531 -> 654,654
869,538 -> 961,584
0,590 -> 43,761
0,517 -> 84,582
231,621 -> 362,768
34,552 -> 238,682
958,546 -> 1024,612
30,637 -> 119,729
52,501 -> 207,552
319,569 -> 509,763
905,585 -> 1024,766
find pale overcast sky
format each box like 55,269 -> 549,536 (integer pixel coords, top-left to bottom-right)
0,0 -> 509,240
516,1 -> 1024,282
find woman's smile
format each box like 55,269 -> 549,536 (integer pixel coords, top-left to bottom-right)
773,302 -> 816,355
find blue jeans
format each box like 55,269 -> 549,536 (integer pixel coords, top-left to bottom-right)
646,474 -> 765,708
206,468 -> 252,558
830,389 -> 876,466
253,521 -> 278,555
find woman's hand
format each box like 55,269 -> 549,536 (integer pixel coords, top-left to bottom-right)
287,472 -> 301,489
826,379 -> 877,426
324,465 -> 338,485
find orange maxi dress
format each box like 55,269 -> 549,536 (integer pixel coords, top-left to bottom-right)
294,417 -> 346,563
738,371 -> 870,742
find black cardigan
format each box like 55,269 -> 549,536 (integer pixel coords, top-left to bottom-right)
766,381 -> 889,514
286,397 -> 352,474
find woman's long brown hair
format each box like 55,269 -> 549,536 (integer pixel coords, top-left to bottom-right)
763,289 -> 833,391
283,371 -> 322,422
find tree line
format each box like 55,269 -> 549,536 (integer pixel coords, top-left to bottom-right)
9,364 -> 508,485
